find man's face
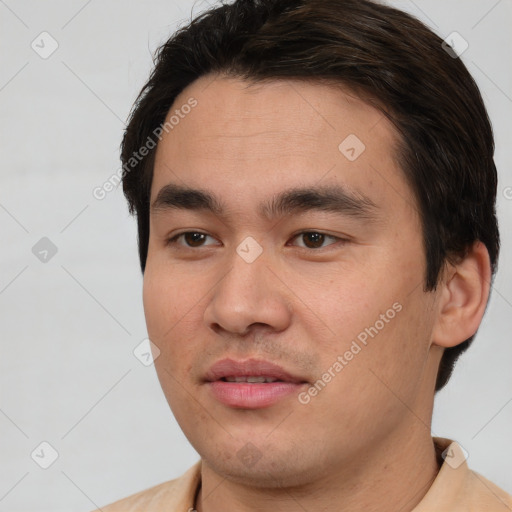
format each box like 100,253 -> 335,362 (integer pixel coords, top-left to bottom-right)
144,75 -> 443,486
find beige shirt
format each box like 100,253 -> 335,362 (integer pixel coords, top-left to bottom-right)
94,438 -> 512,511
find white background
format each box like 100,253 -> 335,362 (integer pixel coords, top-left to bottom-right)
0,0 -> 511,510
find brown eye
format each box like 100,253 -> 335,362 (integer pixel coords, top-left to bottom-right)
302,232 -> 325,248
167,232 -> 217,248
291,231 -> 339,249
183,232 -> 207,247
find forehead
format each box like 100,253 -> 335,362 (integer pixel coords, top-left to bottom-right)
151,75 -> 413,219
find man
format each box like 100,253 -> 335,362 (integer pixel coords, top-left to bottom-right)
94,0 -> 511,510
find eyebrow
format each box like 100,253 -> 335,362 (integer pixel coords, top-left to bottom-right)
151,183 -> 378,222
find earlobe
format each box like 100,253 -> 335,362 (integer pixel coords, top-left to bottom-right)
432,241 -> 491,348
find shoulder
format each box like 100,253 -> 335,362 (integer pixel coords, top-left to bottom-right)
426,438 -> 512,511
464,469 -> 512,511
96,480 -> 179,512
90,461 -> 201,512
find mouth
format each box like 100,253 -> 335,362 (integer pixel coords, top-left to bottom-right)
204,358 -> 308,409
221,376 -> 282,383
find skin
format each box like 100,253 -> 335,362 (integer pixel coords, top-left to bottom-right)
143,74 -> 491,511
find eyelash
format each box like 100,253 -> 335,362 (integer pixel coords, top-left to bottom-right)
166,231 -> 346,251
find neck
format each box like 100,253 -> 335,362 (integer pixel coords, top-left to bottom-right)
195,423 -> 441,512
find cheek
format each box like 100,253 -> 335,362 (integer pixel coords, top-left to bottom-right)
299,266 -> 391,353
142,260 -> 193,338
352,296 -> 435,402
143,262 -> 204,369
303,302 -> 434,442
306,263 -> 432,391
142,270 -> 170,340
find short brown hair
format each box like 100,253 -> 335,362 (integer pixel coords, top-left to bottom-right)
121,0 -> 500,391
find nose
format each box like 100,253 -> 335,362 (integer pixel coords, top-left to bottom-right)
203,243 -> 293,337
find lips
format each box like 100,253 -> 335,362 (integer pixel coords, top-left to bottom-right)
205,358 -> 304,383
204,358 -> 308,409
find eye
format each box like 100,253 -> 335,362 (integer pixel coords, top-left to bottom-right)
167,231 -> 218,248
289,231 -> 343,249
166,230 -> 345,250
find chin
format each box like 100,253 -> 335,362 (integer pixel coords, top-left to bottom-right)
198,439 -> 326,489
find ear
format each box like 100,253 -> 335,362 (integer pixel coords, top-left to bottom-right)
432,241 -> 492,348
